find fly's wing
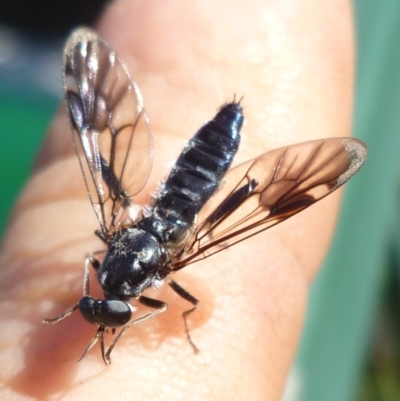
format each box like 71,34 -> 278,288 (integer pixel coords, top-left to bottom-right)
63,28 -> 153,235
172,137 -> 367,269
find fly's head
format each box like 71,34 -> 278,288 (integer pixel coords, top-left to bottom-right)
78,296 -> 135,328
97,227 -> 167,299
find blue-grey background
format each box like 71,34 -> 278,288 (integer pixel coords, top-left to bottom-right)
0,1 -> 399,400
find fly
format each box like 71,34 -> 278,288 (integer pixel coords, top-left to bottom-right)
43,28 -> 367,365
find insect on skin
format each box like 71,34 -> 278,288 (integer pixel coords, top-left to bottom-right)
43,27 -> 367,365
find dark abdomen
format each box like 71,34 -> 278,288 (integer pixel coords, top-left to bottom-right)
145,101 -> 243,244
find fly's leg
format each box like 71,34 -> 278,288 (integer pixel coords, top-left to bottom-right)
168,279 -> 200,353
104,296 -> 168,365
82,255 -> 98,294
42,253 -> 103,324
42,302 -> 79,324
78,325 -> 106,362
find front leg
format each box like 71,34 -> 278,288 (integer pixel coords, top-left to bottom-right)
43,253 -> 103,324
168,279 -> 200,353
104,296 -> 168,364
78,325 -> 106,362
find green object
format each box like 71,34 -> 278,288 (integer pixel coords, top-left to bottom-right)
292,1 -> 400,400
0,90 -> 56,237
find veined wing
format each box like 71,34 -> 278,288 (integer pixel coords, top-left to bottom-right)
172,137 -> 367,268
63,28 -> 153,236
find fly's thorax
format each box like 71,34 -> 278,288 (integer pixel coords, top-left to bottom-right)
97,227 -> 166,299
137,214 -> 191,257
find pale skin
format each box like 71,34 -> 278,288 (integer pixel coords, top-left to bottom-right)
0,0 -> 354,400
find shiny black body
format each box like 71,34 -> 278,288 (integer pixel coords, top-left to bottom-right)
140,103 -> 243,244
44,28 -> 366,364
97,102 -> 243,301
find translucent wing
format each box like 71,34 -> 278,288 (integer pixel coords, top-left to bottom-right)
63,28 -> 153,236
172,138 -> 367,269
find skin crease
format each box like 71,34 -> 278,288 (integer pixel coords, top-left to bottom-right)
0,0 -> 354,400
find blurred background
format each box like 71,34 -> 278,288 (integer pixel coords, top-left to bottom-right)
0,1 -> 398,400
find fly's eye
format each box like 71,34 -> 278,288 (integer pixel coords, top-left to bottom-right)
79,296 -> 133,328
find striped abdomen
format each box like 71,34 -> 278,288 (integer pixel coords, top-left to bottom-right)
139,101 -> 244,245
